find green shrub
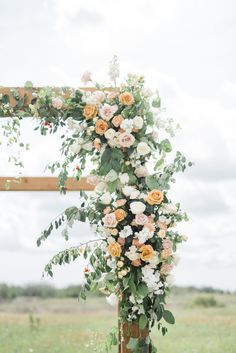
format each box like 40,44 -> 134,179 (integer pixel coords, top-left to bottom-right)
192,296 -> 225,308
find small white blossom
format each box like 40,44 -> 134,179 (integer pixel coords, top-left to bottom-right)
125,245 -> 139,261
100,192 -> 112,205
119,225 -> 133,238
106,293 -> 118,306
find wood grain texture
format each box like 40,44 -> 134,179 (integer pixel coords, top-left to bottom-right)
0,86 -> 116,109
0,177 -> 94,191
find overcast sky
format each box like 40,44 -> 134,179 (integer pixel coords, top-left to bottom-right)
0,0 -> 236,290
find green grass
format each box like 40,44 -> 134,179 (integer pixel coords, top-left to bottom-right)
0,292 -> 236,353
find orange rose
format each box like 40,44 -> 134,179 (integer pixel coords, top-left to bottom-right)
83,104 -> 97,119
112,114 -> 124,127
114,209 -> 126,222
147,189 -> 164,205
95,119 -> 108,135
140,244 -> 155,261
119,92 -> 134,105
131,259 -> 141,267
107,242 -> 121,257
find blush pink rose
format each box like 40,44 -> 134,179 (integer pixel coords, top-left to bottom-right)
160,263 -> 173,275
118,237 -> 126,245
163,238 -> 172,251
116,132 -> 135,148
102,213 -> 118,228
52,97 -> 63,109
116,199 -> 127,207
135,213 -> 148,225
99,104 -> 118,121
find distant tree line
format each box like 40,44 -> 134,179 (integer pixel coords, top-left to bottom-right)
0,283 -> 233,300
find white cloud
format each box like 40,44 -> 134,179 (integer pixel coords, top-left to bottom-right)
0,0 -> 236,290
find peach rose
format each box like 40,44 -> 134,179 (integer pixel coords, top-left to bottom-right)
83,104 -> 97,119
119,92 -> 134,105
132,238 -> 143,248
135,213 -> 148,225
102,213 -> 118,228
147,189 -> 164,205
107,242 -> 121,257
112,114 -> 124,127
93,140 -> 101,150
139,244 -> 155,261
103,207 -> 111,215
95,119 -> 108,135
144,223 -> 156,232
161,249 -> 172,260
116,132 -> 135,148
114,209 -> 126,222
157,221 -> 167,230
158,229 -> 166,238
131,259 -> 141,267
116,199 -> 127,207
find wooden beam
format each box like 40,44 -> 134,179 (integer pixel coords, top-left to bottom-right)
0,177 -> 94,191
0,86 -> 116,108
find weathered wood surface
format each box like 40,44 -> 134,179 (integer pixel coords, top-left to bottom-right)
0,177 -> 94,191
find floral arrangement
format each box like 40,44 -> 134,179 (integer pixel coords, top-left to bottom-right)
0,57 -> 191,352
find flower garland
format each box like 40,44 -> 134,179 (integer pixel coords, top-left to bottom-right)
0,65 -> 192,352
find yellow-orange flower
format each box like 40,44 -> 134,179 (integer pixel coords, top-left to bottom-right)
114,209 -> 126,222
107,242 -> 121,257
147,189 -> 164,205
119,92 -> 134,106
139,244 -> 155,261
83,104 -> 97,119
95,119 -> 108,135
112,114 -> 124,127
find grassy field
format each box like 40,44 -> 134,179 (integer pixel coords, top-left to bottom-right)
0,291 -> 236,353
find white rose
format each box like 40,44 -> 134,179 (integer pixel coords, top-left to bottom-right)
119,173 -> 129,184
130,201 -> 146,215
133,116 -> 143,129
137,142 -> 151,156
82,142 -> 93,151
166,274 -> 175,287
120,119 -> 134,133
105,128 -> 116,140
70,141 -> 81,154
106,293 -> 118,306
122,185 -> 136,196
134,165 -> 149,178
130,190 -> 140,199
100,192 -> 112,205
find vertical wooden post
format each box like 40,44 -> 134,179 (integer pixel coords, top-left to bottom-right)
118,301 -> 150,353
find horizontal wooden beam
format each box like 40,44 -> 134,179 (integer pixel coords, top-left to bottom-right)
0,86 -> 116,108
0,177 -> 94,191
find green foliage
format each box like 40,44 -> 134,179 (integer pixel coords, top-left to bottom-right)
99,147 -> 123,175
162,310 -> 175,324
